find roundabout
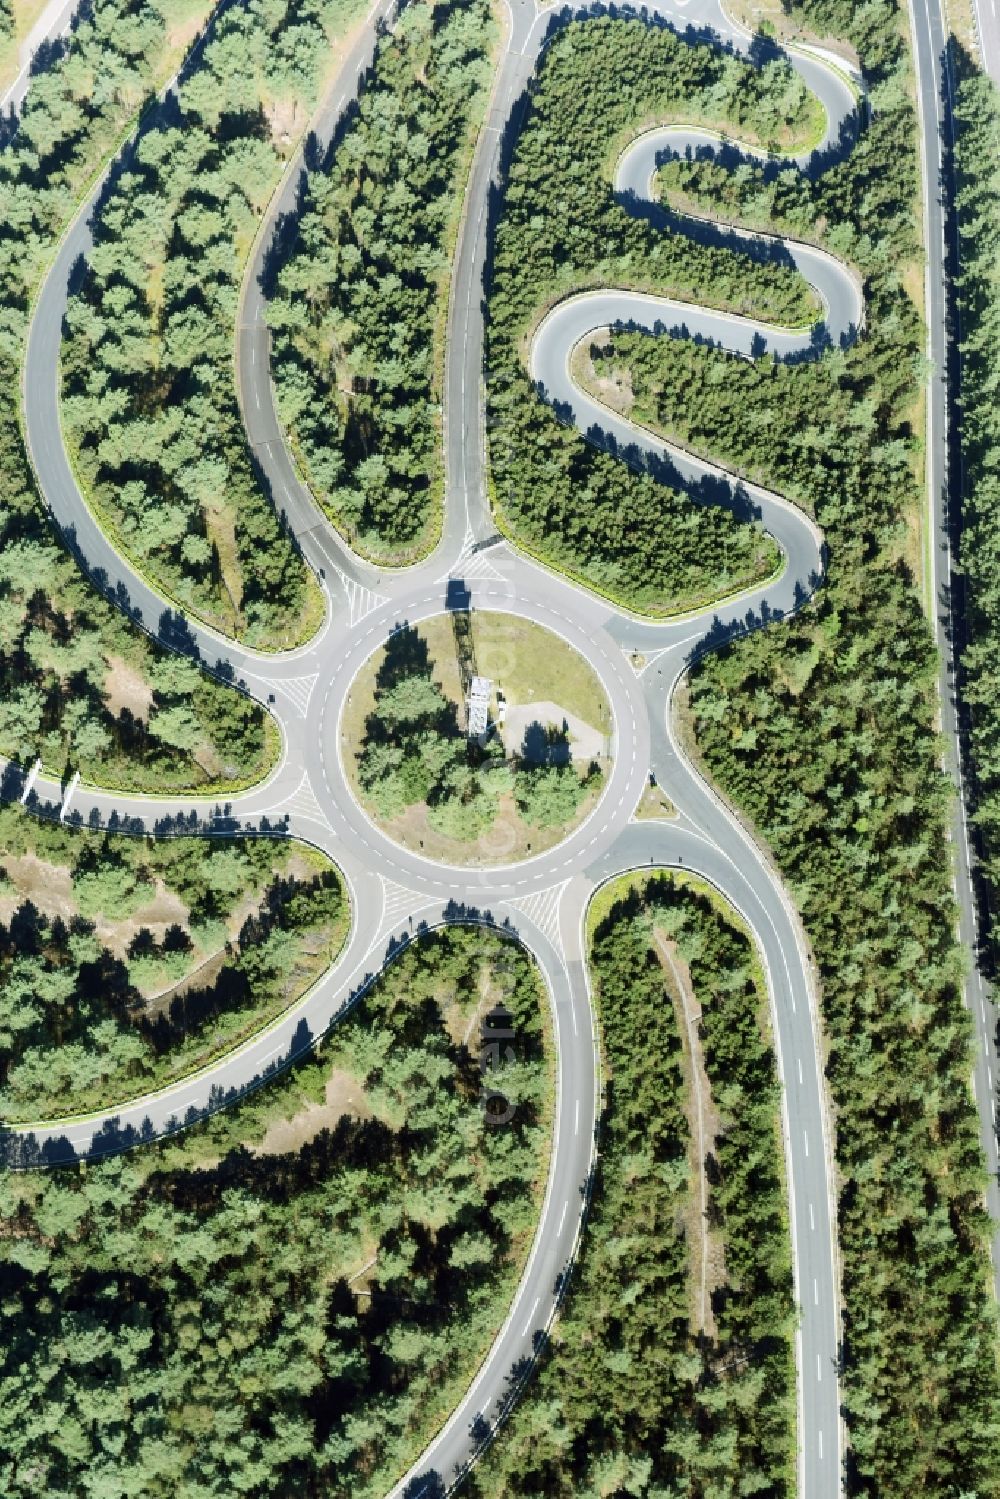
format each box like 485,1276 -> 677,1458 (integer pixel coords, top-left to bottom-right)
338,609 -> 613,867
3,1 -> 863,1495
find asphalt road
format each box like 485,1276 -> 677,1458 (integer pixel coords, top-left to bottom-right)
7,2 -> 863,1494
970,0 -> 1000,80
0,0 -> 81,115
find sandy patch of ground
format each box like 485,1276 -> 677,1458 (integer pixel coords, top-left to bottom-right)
191,740 -> 224,781
571,333 -> 635,418
203,504 -> 243,632
264,95 -> 308,155
104,654 -> 155,722
654,930 -> 725,1336
500,701 -> 606,763
371,774 -> 607,868
252,1068 -> 371,1156
433,959 -> 508,1050
124,881 -> 190,934
0,851 -> 74,923
0,855 -> 189,956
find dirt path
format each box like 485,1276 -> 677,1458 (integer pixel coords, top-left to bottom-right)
653,928 -> 725,1335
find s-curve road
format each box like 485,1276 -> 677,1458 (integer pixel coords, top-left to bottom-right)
10,2 -> 867,1494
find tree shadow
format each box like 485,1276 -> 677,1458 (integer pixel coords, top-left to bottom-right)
0,0 -> 93,149
376,621 -> 431,689
519,720 -> 571,766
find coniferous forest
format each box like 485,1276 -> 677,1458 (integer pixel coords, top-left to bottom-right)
0,0 -> 997,1495
468,873 -> 796,1496
486,16 -> 819,613
586,6 -> 997,1493
953,60 -> 1000,939
0,0 -> 280,790
268,0 -> 494,561
485,0 -> 1000,1491
60,0 -> 362,646
0,806 -> 348,1121
0,925 -> 552,1496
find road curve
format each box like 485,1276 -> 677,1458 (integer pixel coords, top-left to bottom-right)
9,3 -> 863,1496
21,4 -> 343,680
233,0 -> 396,591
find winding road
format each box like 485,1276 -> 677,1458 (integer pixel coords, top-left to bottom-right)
4,1 -> 873,1493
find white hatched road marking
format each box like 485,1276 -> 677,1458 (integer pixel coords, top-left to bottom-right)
266,672 -> 319,718
284,771 -> 334,833
458,549 -> 506,582
451,526 -> 507,581
333,566 -> 389,628
377,875 -> 431,941
506,880 -> 571,958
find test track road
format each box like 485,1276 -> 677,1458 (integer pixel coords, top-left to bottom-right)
5,2 -> 867,1494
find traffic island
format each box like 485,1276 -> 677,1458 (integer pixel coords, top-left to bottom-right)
340,610 -> 613,866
